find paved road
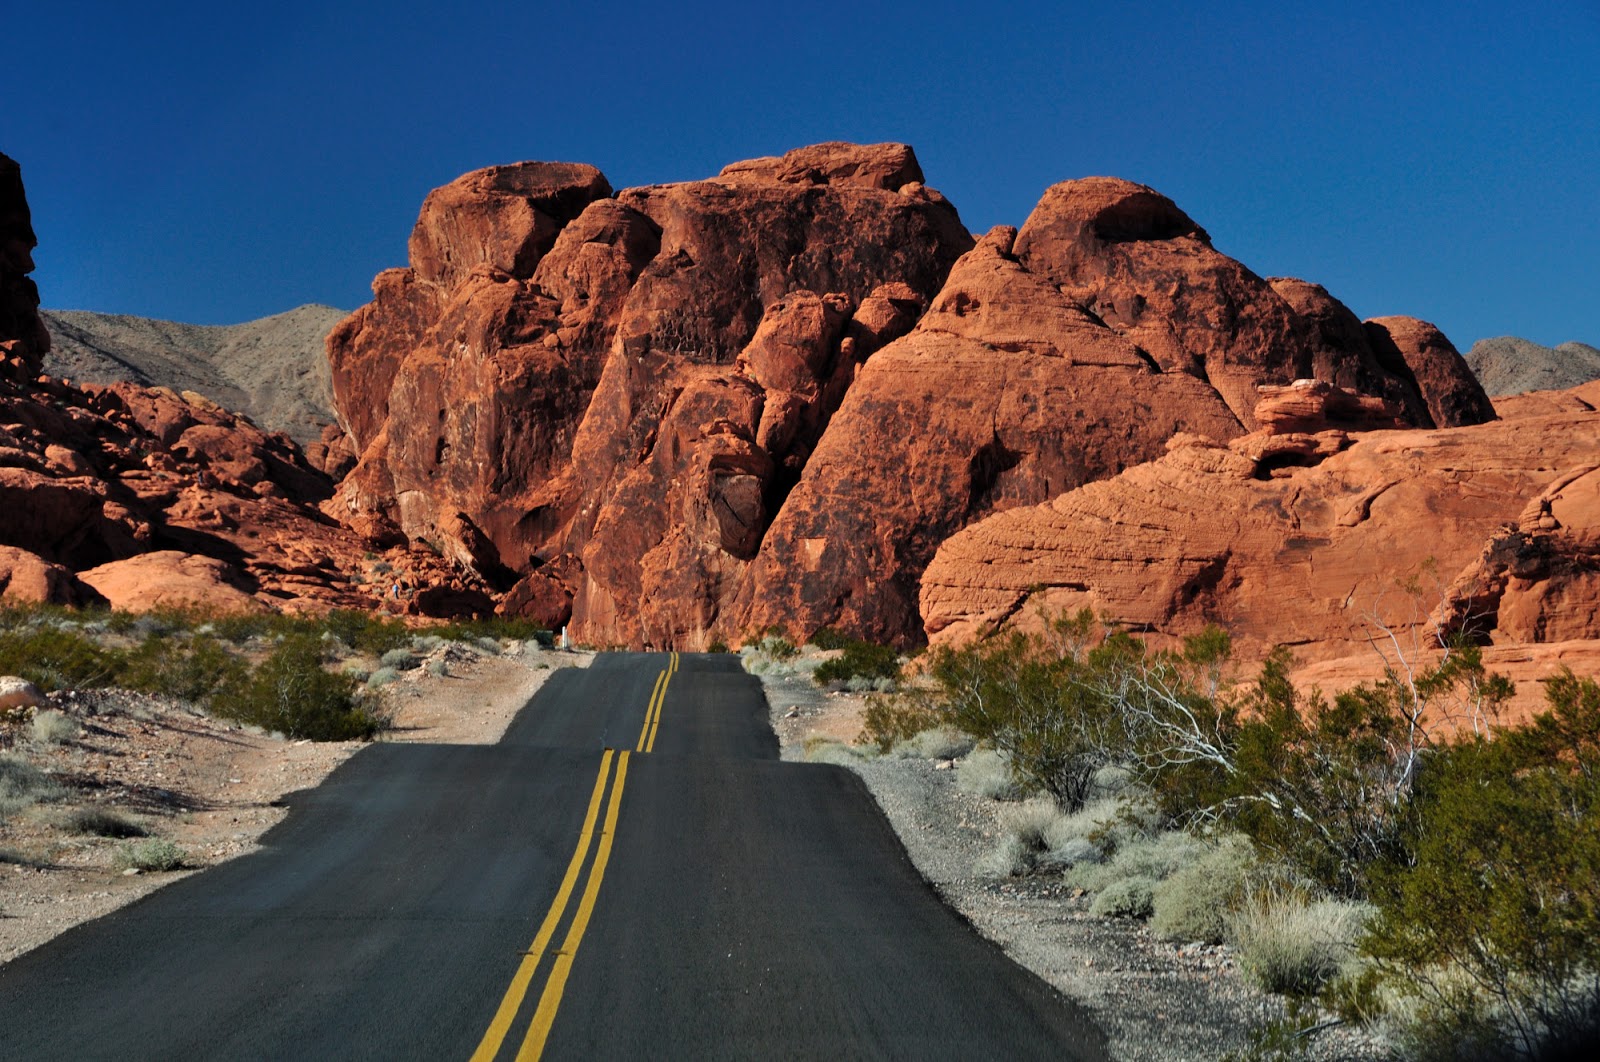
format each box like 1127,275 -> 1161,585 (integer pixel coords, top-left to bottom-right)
0,653 -> 1107,1060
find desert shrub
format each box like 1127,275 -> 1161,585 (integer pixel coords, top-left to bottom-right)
217,636 -> 385,741
1065,829 -> 1204,895
1151,833 -> 1258,943
1230,888 -> 1369,996
862,691 -> 942,752
814,640 -> 899,689
0,753 -> 62,820
366,667 -> 399,689
976,834 -> 1030,877
1089,876 -> 1157,919
114,837 -> 185,872
889,727 -> 974,760
425,659 -> 448,678
928,612 -> 1128,811
1361,678 -> 1600,1058
809,626 -> 850,651
706,639 -> 729,654
30,708 -> 80,745
120,634 -> 248,706
319,609 -> 412,654
410,634 -> 444,655
379,648 -> 419,671
801,736 -> 868,766
475,637 -> 502,656
428,615 -> 547,645
744,627 -> 799,661
61,806 -> 146,838
956,747 -> 1021,800
0,623 -> 125,691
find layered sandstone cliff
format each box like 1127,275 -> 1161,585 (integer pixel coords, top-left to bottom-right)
329,148 -> 1491,645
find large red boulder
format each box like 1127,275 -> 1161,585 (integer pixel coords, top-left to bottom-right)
327,142 -> 975,645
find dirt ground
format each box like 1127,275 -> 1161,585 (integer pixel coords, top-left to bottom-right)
0,644 -> 590,965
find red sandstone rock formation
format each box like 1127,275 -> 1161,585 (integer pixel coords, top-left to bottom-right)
0,545 -> 103,607
327,142 -> 974,643
920,379 -> 1600,710
328,155 -> 1495,647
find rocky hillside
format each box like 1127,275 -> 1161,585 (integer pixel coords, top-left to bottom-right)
327,142 -> 1492,648
1,150 -> 477,618
1465,335 -> 1600,397
41,304 -> 344,445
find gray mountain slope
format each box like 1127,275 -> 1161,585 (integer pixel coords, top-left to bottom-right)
1465,335 -> 1600,397
40,304 -> 345,445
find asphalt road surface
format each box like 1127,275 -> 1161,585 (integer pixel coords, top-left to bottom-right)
0,653 -> 1108,1060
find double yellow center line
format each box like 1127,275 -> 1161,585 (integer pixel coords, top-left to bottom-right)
636,651 -> 678,754
470,653 -> 679,1061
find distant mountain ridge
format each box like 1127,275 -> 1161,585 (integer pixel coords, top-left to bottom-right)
40,304 -> 344,445
1465,335 -> 1600,397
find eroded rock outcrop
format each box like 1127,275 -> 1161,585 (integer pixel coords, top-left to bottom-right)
328,142 -> 975,643
724,180 -> 1491,645
329,156 -> 1495,646
921,382 -> 1600,694
0,151 -> 479,616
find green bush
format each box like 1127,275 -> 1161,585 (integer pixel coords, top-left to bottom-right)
115,837 -> 185,872
0,623 -> 125,691
862,691 -> 942,752
927,613 -> 1128,811
1089,876 -> 1157,919
379,648 -> 419,671
216,636 -> 385,741
1362,674 -> 1600,1057
809,626 -> 851,651
814,640 -> 899,689
428,615 -> 548,645
120,634 -> 248,706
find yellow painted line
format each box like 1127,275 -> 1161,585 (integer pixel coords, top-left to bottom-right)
644,670 -> 666,754
634,670 -> 666,753
515,751 -> 632,1061
468,750 -> 616,1062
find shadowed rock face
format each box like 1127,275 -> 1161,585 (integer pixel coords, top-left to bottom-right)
1,152 -> 49,377
328,153 -> 1493,648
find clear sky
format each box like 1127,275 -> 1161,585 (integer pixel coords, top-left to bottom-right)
2,0 -> 1596,350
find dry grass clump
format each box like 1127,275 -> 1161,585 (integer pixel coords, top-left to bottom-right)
888,727 -> 974,760
956,747 -> 1021,800
0,753 -> 62,821
29,708 -> 80,745
1150,833 -> 1257,943
1228,887 -> 1371,996
801,736 -> 872,767
60,806 -> 147,838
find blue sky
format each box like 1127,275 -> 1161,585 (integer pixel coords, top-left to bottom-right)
2,0 -> 1596,349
